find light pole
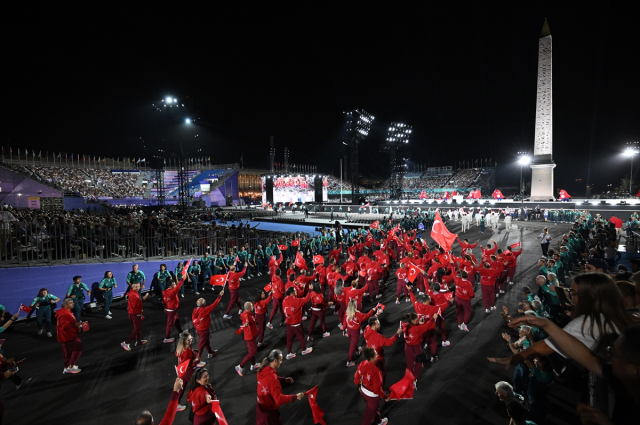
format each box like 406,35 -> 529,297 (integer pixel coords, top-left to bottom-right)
518,152 -> 531,206
624,143 -> 639,195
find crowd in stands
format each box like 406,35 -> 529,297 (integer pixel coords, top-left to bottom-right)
443,168 -> 480,188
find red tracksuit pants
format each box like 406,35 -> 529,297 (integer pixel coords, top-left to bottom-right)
359,389 -> 382,425
347,328 -> 360,361
405,343 -> 423,379
308,309 -> 326,335
165,310 -> 183,339
286,324 -> 306,353
268,297 -> 285,324
62,337 -> 82,368
481,284 -> 496,309
455,298 -> 472,325
125,314 -> 143,344
256,313 -> 266,343
240,337 -> 257,367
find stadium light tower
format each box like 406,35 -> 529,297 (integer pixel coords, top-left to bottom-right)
518,152 -> 531,205
380,122 -> 412,200
624,141 -> 640,195
344,109 -> 374,204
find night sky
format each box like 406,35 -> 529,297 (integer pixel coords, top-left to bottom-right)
4,3 -> 639,195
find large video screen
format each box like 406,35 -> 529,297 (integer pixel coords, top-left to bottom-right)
273,176 -> 315,203
322,177 -> 328,202
261,177 -> 267,204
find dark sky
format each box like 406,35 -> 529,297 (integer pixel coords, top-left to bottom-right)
4,3 -> 639,194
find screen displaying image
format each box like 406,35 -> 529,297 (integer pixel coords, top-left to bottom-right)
261,177 -> 267,204
322,177 -> 328,202
273,176 -> 315,203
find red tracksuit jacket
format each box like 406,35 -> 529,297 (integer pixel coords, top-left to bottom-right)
343,309 -> 375,331
56,308 -> 79,343
454,277 -> 475,300
227,268 -> 246,290
254,294 -> 272,315
191,295 -> 222,331
163,277 -> 187,310
257,366 -> 296,410
127,290 -> 143,314
364,325 -> 397,360
241,311 -> 258,340
354,360 -> 386,398
283,292 -> 312,325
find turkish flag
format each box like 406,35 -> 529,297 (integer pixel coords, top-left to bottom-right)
430,212 -> 457,252
234,327 -> 244,335
467,190 -> 475,199
295,252 -> 308,271
389,369 -> 416,400
209,274 -> 228,286
509,241 -> 521,249
19,303 -> 32,313
369,221 -> 380,230
211,401 -> 229,425
452,190 -> 458,196
278,244 -> 288,251
264,283 -> 272,292
420,190 -> 427,199
175,359 -> 190,379
180,259 -> 193,278
313,255 -> 324,264
81,321 -> 90,332
304,386 -> 326,425
443,191 -> 450,199
443,291 -> 453,301
211,400 -> 229,425
291,239 -> 300,247
473,189 -> 482,199
375,303 -> 385,312
407,263 -> 422,283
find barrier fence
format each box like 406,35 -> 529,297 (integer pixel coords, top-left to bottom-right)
0,221 -> 310,266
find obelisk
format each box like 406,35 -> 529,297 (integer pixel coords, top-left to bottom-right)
530,18 -> 556,201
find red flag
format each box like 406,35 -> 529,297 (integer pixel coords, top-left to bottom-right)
81,321 -> 90,332
369,220 -> 380,230
509,241 -> 521,249
291,239 -> 300,247
443,291 -> 453,301
211,401 -> 229,425
420,190 -> 427,199
407,263 -> 422,283
295,252 -> 308,271
313,255 -> 324,265
375,303 -> 385,312
234,327 -> 244,335
261,202 -> 267,207
430,212 -> 457,252
364,202 -> 370,207
389,369 -> 416,400
181,259 -> 193,278
209,274 -> 228,286
19,303 -> 32,313
264,283 -> 272,292
175,359 -> 190,379
235,255 -> 240,263
278,244 -> 288,251
289,201 -> 294,206
304,386 -> 326,425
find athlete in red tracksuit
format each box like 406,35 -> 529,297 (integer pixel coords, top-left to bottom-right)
354,348 -> 389,425
366,261 -> 383,301
408,291 -> 444,360
395,264 -> 410,303
456,237 -> 478,251
307,284 -> 331,340
267,270 -> 286,327
454,272 -> 475,331
344,280 -> 369,310
256,351 -> 304,425
282,286 -> 313,358
162,275 -> 187,342
191,291 -> 224,357
503,247 -> 522,284
237,303 -> 259,374
122,282 -> 149,350
224,264 -> 247,316
57,300 -> 83,372
187,372 -> 217,425
343,300 -> 378,366
175,331 -> 200,406
326,266 -> 344,304
254,290 -> 272,346
364,317 -> 401,383
426,283 -> 453,346
480,240 -> 498,262
481,261 -> 502,311
403,312 -> 437,386
334,283 -> 347,329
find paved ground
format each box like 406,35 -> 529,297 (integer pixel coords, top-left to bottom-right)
1,218 -> 581,425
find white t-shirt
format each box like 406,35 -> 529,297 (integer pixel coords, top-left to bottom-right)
545,314 -> 621,358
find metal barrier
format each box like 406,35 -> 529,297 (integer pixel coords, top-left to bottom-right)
0,221 -> 312,266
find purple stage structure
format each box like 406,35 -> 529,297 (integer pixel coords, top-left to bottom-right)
0,166 -> 62,207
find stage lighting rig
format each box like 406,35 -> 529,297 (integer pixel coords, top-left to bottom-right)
344,109 -> 375,204
380,122 -> 412,200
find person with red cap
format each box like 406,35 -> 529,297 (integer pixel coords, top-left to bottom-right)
256,349 -> 305,424
162,274 -> 187,344
57,298 -> 83,374
354,347 -> 390,425
121,282 -> 149,351
282,285 -> 313,359
191,291 -> 224,359
343,300 -> 379,367
236,302 -> 259,376
267,269 -> 286,329
454,271 -> 475,331
223,262 -> 247,319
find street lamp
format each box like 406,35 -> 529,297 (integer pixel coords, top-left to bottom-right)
518,152 -> 531,205
624,142 -> 640,195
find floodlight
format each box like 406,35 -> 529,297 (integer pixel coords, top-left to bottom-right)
185,118 -> 191,124
166,97 -> 172,103
518,156 -> 531,166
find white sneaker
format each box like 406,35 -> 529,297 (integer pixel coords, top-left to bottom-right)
395,300 -> 400,305
418,292 -> 424,296
405,298 -> 410,302
71,365 -> 80,371
364,293 -> 369,297
197,362 -> 206,367
442,341 -> 450,346
238,309 -> 243,315
286,353 -> 296,360
330,305 -> 336,309
509,281 -> 514,286
322,332 -> 330,337
302,316 -> 308,321
38,329 -> 43,335
376,294 -> 382,299
235,365 -> 244,376
163,338 -> 175,343
266,322 -> 273,329
248,276 -> 252,280
63,367 -> 80,374
491,306 -> 497,311
495,293 -> 499,298
346,361 -> 355,367
250,364 -> 258,371
46,332 -> 52,337
180,294 -> 184,297
195,292 -> 200,295
176,405 -> 187,412
105,315 -> 112,319
301,347 -> 313,355
485,309 -> 490,313
500,290 -> 505,294
462,324 -> 470,332
108,311 -> 112,314
121,342 -> 131,351
223,315 -> 232,319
